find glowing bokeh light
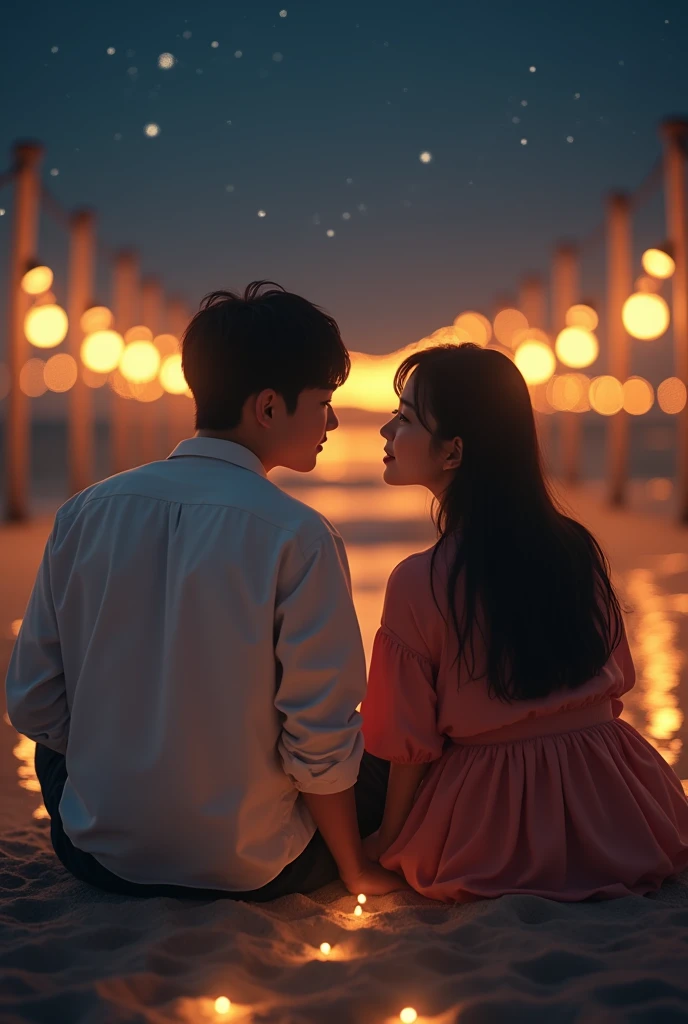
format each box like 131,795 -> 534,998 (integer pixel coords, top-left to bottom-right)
24,304 -> 68,349
647,478 -> 673,501
622,376 -> 654,416
635,275 -> 662,294
120,341 -> 161,383
622,292 -> 670,341
19,358 -> 47,397
160,353 -> 188,394
80,305 -> 113,333
319,943 -> 331,956
21,265 -> 53,296
81,330 -> 125,373
565,304 -> 599,331
131,378 -> 164,403
144,123 -> 160,137
124,325 -> 153,344
214,996 -> 231,1015
548,373 -> 591,412
81,366 -> 108,389
400,1010 -> 418,1023
641,248 -> 676,280
554,326 -> 599,369
589,375 -> 623,416
493,307 -> 528,348
657,377 -> 687,415
353,905 -> 363,917
158,52 -> 176,68
154,333 -> 180,357
109,369 -> 134,400
453,311 -> 492,347
514,340 -> 556,385
44,353 -> 78,393
419,151 -> 432,163
357,893 -> 367,904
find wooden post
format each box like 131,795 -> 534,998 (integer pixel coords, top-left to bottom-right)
5,142 -> 43,522
552,244 -> 581,485
661,120 -> 688,524
111,250 -> 138,475
606,193 -> 632,507
67,209 -> 96,495
140,276 -> 164,464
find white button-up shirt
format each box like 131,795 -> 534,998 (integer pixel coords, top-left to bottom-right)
5,438 -> 367,891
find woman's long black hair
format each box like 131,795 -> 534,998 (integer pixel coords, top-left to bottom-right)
394,343 -> 625,703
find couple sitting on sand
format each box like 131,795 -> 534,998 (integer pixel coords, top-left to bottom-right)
6,282 -> 688,904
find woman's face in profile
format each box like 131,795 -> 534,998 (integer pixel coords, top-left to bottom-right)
379,375 -> 461,495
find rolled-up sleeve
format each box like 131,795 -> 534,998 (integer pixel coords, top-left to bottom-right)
274,529 -> 366,794
5,530 -> 69,754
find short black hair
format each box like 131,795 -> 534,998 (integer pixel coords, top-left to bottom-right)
182,281 -> 350,430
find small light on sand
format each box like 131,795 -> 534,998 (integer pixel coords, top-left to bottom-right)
211,40 -> 220,48
357,893 -> 367,904
520,138 -> 528,145
280,9 -> 288,16
235,50 -> 243,57
566,135 -> 574,142
400,1010 -> 418,1023
354,905 -> 363,917
529,65 -> 536,72
214,996 -> 231,1015
107,47 -> 116,55
319,942 -> 331,956
11,619 -> 23,637
158,52 -> 176,69
257,209 -> 267,218
419,151 -> 432,163
144,123 -> 160,137
326,229 -> 335,237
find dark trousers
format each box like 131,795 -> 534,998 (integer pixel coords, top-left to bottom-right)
34,743 -> 389,901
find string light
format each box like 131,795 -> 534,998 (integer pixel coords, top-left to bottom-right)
319,943 -> 331,956
353,905 -> 363,917
357,893 -> 367,904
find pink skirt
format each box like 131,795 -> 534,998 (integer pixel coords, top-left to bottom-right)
380,700 -> 688,902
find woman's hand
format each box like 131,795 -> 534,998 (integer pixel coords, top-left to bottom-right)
341,859 -> 409,896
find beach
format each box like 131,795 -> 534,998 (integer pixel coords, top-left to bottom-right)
1,475 -> 688,1023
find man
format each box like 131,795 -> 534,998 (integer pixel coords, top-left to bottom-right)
6,281 -> 402,900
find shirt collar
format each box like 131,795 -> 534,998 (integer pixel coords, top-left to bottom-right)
167,437 -> 267,478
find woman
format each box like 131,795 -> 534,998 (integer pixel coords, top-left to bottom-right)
361,343 -> 688,902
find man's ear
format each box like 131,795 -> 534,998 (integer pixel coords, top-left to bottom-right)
255,389 -> 277,429
443,436 -> 463,471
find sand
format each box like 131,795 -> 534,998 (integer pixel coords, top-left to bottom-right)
2,493 -> 688,1022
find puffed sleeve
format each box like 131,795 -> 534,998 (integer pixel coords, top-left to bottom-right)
361,558 -> 444,763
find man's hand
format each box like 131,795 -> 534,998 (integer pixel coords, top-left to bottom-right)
341,859 -> 410,896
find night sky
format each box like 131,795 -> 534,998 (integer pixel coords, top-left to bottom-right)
1,0 -> 687,355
